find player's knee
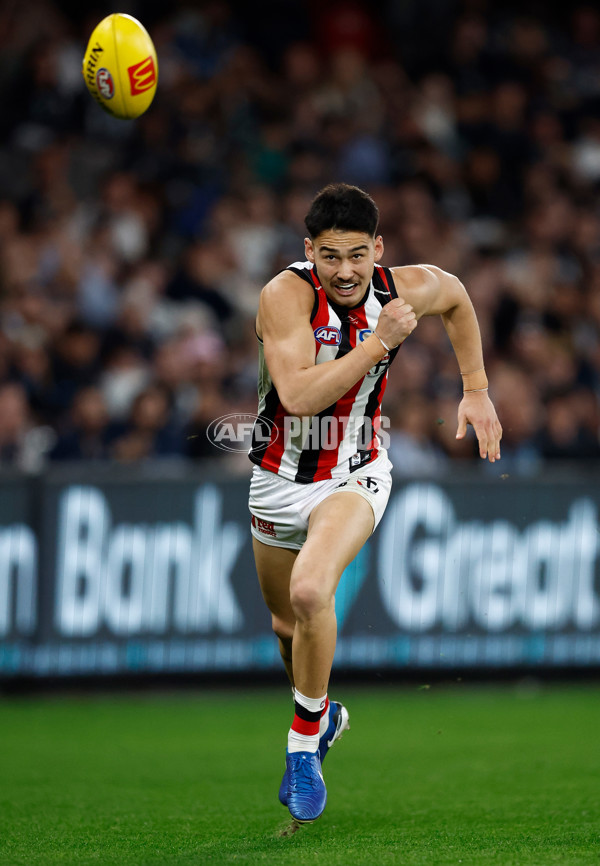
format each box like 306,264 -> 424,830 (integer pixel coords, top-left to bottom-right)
289,578 -> 333,622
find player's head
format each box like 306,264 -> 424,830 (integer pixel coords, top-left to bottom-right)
304,183 -> 383,307
305,183 -> 379,239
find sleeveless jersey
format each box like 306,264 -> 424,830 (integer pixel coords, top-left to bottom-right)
249,261 -> 400,483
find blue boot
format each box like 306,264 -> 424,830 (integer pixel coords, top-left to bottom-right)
285,750 -> 327,823
279,700 -> 350,806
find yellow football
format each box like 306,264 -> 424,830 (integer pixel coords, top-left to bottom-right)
82,13 -> 158,120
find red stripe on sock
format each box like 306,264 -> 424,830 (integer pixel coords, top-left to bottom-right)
291,714 -> 320,736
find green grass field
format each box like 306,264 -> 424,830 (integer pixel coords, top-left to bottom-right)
0,683 -> 598,865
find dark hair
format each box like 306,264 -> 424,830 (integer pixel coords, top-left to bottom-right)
304,183 -> 379,238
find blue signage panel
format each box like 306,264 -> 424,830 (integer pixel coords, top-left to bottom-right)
1,468 -> 599,676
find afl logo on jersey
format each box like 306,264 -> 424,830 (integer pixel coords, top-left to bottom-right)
315,326 -> 341,346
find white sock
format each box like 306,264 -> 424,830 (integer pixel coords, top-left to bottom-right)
294,690 -> 328,714
287,729 -> 320,753
287,689 -> 327,754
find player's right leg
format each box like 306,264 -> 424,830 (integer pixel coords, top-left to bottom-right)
252,536 -> 297,686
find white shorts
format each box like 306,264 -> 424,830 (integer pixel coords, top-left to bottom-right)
248,450 -> 393,550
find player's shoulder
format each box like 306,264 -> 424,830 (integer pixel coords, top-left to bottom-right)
262,266 -> 313,297
259,266 -> 315,318
389,264 -> 463,316
390,263 -> 445,292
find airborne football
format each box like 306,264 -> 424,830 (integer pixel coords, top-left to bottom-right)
82,13 -> 158,119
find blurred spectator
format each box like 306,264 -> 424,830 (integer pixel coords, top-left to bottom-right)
47,320 -> 101,419
50,385 -> 112,460
534,388 -> 600,461
0,381 -> 53,470
0,382 -> 33,465
99,343 -> 151,421
165,240 -> 235,322
110,383 -> 184,462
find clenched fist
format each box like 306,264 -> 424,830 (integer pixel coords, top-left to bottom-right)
375,298 -> 418,348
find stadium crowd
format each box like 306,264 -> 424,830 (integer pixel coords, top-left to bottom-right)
1,0 -> 600,475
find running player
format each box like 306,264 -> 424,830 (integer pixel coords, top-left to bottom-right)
248,183 -> 502,824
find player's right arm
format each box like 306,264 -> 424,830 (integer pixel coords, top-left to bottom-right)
258,272 -> 394,417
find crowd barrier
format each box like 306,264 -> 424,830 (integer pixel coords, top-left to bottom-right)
1,463 -> 600,677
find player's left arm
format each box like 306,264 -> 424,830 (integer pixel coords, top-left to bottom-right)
391,264 -> 502,463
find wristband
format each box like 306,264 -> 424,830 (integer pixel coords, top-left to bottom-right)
464,387 -> 488,393
461,366 -> 488,391
360,334 -> 388,364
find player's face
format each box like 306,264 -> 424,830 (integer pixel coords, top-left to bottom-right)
305,230 -> 384,307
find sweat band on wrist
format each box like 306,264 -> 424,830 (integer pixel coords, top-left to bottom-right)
360,335 -> 387,364
461,367 -> 488,391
